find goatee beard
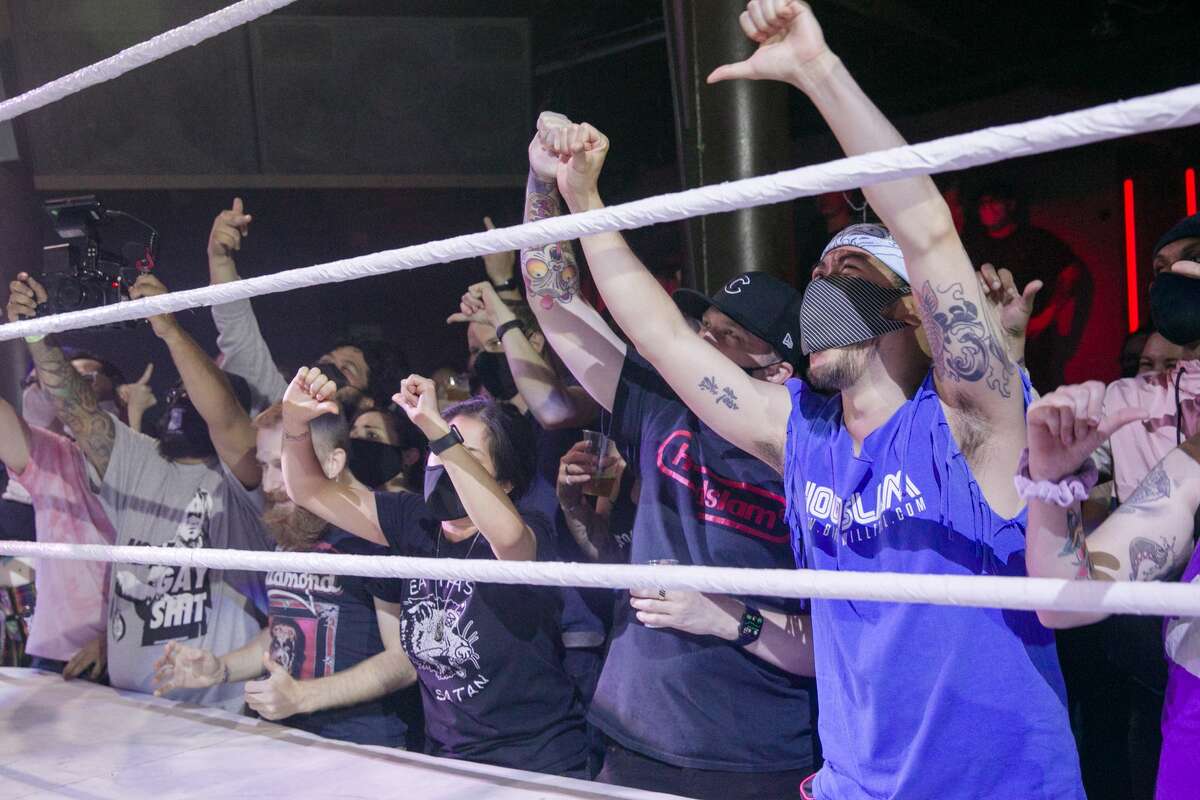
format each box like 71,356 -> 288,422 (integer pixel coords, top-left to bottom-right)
262,502 -> 329,551
807,342 -> 871,393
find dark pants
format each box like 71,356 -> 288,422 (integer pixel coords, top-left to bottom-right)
596,739 -> 811,800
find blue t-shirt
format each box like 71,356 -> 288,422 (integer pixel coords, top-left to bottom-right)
589,351 -> 815,771
370,491 -> 588,774
265,527 -> 421,748
783,372 -> 1085,799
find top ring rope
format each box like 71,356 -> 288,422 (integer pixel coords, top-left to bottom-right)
1,540 -> 1198,618
3,81 -> 1200,341
0,0 -> 299,124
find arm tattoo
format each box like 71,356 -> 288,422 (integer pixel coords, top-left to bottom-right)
1128,535 -> 1178,581
918,281 -> 1015,399
1115,463 -> 1172,513
698,376 -> 739,410
1058,508 -> 1093,580
30,342 -> 115,476
521,173 -> 581,309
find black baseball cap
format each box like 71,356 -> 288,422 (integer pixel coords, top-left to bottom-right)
673,271 -> 804,368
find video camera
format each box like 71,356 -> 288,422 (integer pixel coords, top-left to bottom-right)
38,195 -> 160,328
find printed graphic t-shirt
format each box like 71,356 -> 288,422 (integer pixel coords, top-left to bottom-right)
783,372 -> 1084,800
265,527 -> 419,747
1158,541 -> 1200,800
370,491 -> 588,774
93,417 -> 272,712
589,351 -> 815,772
8,426 -> 115,661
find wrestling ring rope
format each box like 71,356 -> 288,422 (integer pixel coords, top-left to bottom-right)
1,541 -> 1199,618
0,1 -> 1198,651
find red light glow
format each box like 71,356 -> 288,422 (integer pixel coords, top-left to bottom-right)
1124,178 -> 1139,333
1187,168 -> 1197,216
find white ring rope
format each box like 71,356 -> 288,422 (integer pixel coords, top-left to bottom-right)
3,81 -> 1200,341
0,0 -> 299,124
1,540 -> 1198,618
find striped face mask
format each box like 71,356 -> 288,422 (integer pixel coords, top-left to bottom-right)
798,274 -> 911,356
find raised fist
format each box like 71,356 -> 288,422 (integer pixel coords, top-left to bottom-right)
393,374 -> 447,440
282,366 -> 340,428
7,272 -> 47,324
539,119 -> 610,214
529,112 -> 572,182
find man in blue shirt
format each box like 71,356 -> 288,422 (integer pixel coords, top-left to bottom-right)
526,2 -> 1085,798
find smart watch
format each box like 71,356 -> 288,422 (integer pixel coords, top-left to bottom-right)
735,604 -> 765,647
428,424 -> 464,455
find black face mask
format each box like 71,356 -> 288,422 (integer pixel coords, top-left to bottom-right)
799,274 -> 911,355
472,351 -> 519,401
423,465 -> 468,521
348,439 -> 407,490
1151,271 -> 1200,346
155,396 -> 216,461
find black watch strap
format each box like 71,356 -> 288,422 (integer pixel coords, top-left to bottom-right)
734,604 -> 764,647
494,319 -> 525,342
429,424 -> 464,455
492,277 -> 520,293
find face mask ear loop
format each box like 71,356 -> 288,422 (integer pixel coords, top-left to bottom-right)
1175,364 -> 1186,447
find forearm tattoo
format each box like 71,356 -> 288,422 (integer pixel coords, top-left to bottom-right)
31,342 -> 115,475
522,173 -> 581,309
918,281 -> 1015,399
1058,508 -> 1093,580
698,376 -> 739,410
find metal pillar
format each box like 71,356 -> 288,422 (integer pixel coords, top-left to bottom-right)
664,0 -> 795,295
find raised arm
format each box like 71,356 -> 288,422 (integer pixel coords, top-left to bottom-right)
448,281 -> 599,429
0,395 -> 31,475
1023,382 -> 1199,628
541,116 -> 793,471
711,2 -> 1025,467
207,198 -> 288,408
131,275 -> 260,489
520,119 -> 628,412
281,368 -> 387,545
395,375 -> 537,561
8,273 -> 116,477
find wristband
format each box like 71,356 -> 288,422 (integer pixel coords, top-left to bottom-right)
492,277 -> 520,293
24,335 -> 45,344
429,424 -> 464,455
494,319 -> 525,342
734,604 -> 764,647
219,659 -> 230,685
1013,449 -> 1099,508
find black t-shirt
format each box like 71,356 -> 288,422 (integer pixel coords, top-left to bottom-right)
588,350 -> 815,771
265,527 -> 422,748
369,491 -> 588,774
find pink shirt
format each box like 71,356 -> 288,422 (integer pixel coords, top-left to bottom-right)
8,426 -> 116,661
1103,360 -> 1200,501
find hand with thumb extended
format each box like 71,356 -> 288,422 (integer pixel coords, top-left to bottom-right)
707,1 -> 831,86
1026,382 -> 1148,482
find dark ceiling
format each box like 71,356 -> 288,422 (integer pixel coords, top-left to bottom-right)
266,0 -> 1200,185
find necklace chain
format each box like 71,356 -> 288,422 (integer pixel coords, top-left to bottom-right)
432,528 -> 481,642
